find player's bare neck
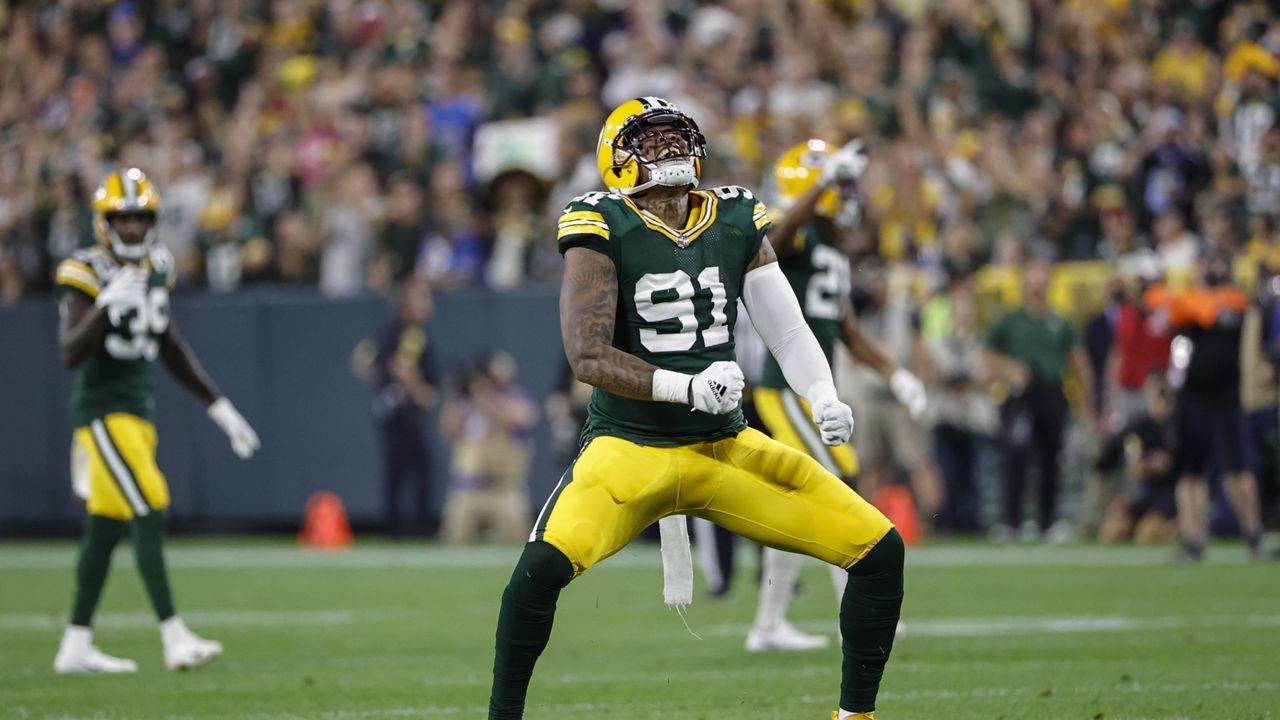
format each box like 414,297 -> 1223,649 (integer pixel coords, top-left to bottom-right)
632,187 -> 690,229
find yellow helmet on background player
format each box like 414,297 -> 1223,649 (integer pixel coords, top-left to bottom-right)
93,167 -> 161,260
596,96 -> 707,195
773,139 -> 840,216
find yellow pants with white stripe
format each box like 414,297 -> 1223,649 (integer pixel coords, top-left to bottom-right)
531,427 -> 891,575
753,386 -> 859,478
72,413 -> 170,521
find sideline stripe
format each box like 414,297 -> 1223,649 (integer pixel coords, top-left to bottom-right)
780,389 -> 841,474
530,467 -> 571,542
0,541 -> 1274,570
697,614 -> 1280,639
227,679 -> 1280,719
0,608 -> 409,632
29,680 -> 1279,720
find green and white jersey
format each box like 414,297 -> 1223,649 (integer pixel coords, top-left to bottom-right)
557,186 -> 771,446
55,244 -> 177,427
758,220 -> 850,389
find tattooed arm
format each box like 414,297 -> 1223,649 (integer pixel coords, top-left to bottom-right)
745,235 -> 778,272
561,247 -> 673,401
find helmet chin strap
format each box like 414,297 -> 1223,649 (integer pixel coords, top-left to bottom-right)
620,158 -> 699,196
108,227 -> 155,261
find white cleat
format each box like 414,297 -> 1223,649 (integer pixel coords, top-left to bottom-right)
54,644 -> 139,674
161,617 -> 223,671
164,632 -> 223,671
745,620 -> 831,652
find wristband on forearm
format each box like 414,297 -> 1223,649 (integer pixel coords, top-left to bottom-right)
652,368 -> 693,404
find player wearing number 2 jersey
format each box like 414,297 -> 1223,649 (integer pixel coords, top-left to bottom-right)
52,168 -> 260,674
746,140 -> 929,654
488,98 -> 904,720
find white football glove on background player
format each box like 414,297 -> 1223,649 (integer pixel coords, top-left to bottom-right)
208,397 -> 261,459
95,266 -> 147,309
819,140 -> 869,188
889,368 -> 928,420
652,361 -> 744,415
807,381 -> 854,446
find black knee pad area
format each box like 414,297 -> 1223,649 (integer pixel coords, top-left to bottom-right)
850,528 -> 904,579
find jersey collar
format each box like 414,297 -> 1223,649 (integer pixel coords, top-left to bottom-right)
620,190 -> 718,247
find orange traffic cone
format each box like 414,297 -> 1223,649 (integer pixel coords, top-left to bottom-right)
298,491 -> 353,550
872,485 -> 922,546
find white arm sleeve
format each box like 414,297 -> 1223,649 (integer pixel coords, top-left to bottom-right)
740,262 -> 837,404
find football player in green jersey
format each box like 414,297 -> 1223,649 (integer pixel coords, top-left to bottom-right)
746,140 -> 928,654
52,168 -> 260,673
488,98 -> 902,720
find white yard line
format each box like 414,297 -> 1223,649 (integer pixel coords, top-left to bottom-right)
838,613 -> 1280,638
5,602 -> 1275,637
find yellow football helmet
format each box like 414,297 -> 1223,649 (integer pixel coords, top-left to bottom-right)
596,96 -> 706,195
773,139 -> 840,216
93,167 -> 161,260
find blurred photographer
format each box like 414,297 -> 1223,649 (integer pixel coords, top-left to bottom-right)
1095,372 -> 1179,544
439,351 -> 537,545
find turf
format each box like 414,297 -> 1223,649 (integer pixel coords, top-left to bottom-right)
0,539 -> 1277,719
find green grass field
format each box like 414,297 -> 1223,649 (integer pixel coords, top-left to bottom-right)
1,539 -> 1277,719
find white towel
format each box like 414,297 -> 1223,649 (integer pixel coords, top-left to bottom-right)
658,515 -> 693,607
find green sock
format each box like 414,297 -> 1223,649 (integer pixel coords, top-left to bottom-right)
489,541 -> 574,720
71,515 -> 128,627
131,511 -> 175,621
840,528 -> 905,713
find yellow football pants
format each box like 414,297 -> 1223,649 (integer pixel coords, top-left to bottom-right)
532,427 -> 892,575
72,413 -> 170,521
753,387 -> 859,477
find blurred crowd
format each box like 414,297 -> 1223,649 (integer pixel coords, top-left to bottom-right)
5,0 -> 1280,541
3,0 -> 1280,300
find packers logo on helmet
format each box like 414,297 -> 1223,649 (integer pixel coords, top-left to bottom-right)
93,167 -> 161,261
596,97 -> 707,195
773,139 -> 840,217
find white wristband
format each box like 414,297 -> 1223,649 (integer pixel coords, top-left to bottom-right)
652,368 -> 693,404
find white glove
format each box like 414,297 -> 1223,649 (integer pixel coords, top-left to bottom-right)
807,381 -> 854,446
95,266 -> 147,309
889,368 -> 928,420
207,397 -> 261,459
818,139 -> 868,188
689,361 -> 745,415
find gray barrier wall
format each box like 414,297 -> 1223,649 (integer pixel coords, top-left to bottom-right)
0,287 -> 564,535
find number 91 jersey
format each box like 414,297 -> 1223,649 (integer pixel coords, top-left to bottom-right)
56,244 -> 177,427
558,186 -> 771,446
